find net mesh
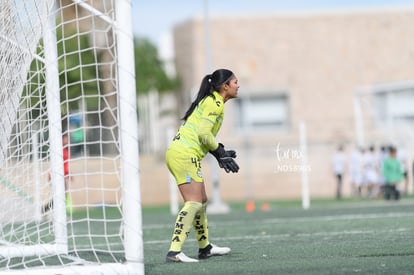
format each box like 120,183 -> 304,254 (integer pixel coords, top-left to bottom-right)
0,0 -> 129,270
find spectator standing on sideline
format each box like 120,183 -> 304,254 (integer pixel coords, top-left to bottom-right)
377,145 -> 389,197
350,147 -> 363,197
42,134 -> 72,213
332,145 -> 346,199
383,146 -> 403,200
397,146 -> 408,195
363,146 -> 379,199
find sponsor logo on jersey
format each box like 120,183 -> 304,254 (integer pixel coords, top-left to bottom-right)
197,170 -> 203,178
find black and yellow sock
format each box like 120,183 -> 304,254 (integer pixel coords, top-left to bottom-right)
193,202 -> 209,249
169,201 -> 202,252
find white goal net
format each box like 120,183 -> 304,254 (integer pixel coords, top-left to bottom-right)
0,0 -> 143,273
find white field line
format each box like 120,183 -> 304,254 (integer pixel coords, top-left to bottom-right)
72,227 -> 411,248
70,212 -> 414,249
143,211 -> 414,245
63,212 -> 414,250
143,211 -> 414,230
262,212 -> 414,224
144,227 -> 411,245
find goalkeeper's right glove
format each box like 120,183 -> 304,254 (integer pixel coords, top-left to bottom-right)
210,143 -> 239,173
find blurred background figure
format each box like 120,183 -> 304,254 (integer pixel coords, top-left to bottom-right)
377,145 -> 389,198
362,145 -> 379,199
383,146 -> 402,200
42,134 -> 72,214
397,146 -> 409,195
350,147 -> 364,198
332,145 -> 346,199
69,114 -> 84,157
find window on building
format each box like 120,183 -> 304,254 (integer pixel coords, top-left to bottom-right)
374,86 -> 414,124
235,92 -> 289,132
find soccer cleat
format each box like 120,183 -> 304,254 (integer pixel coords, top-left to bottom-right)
165,251 -> 199,263
198,244 -> 231,259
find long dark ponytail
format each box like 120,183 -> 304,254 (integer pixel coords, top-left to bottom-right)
182,68 -> 234,120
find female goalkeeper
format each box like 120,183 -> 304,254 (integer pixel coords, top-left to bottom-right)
165,68 -> 240,263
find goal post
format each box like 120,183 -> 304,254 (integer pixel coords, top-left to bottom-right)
43,1 -> 68,256
116,0 -> 144,265
0,0 -> 144,274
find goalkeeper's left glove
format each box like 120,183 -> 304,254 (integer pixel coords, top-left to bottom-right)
210,143 -> 239,173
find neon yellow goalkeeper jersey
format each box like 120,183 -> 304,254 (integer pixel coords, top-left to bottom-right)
170,91 -> 224,158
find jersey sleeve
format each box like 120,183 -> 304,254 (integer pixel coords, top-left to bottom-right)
197,97 -> 223,151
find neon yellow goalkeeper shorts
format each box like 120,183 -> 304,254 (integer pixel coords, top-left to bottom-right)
166,148 -> 203,185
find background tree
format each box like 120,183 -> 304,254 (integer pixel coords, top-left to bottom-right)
134,38 -> 179,94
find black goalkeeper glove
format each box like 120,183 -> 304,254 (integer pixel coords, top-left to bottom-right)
210,143 -> 239,173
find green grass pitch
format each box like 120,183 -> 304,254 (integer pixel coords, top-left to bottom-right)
143,198 -> 414,274
1,197 -> 413,274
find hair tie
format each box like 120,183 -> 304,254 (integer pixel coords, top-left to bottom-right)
207,74 -> 212,83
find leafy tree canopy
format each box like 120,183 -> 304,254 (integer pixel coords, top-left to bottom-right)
134,37 -> 178,94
